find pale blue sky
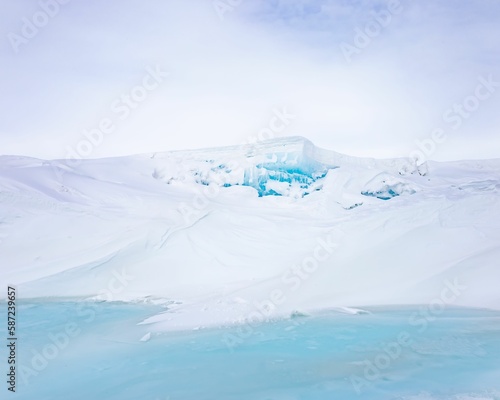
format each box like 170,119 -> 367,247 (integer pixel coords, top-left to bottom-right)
1,0 -> 499,160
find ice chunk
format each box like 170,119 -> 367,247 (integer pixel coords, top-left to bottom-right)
361,173 -> 418,200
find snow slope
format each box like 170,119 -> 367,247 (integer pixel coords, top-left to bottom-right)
1,137 -> 499,331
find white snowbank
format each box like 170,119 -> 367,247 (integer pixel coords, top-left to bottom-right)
1,137 -> 499,331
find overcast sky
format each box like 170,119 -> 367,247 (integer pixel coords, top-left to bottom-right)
1,0 -> 499,161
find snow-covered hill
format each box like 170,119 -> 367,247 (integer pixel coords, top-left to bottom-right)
1,137 -> 499,331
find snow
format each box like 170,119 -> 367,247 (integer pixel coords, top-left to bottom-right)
1,136 -> 499,332
361,172 -> 419,200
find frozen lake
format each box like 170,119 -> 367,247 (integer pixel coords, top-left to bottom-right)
4,301 -> 500,400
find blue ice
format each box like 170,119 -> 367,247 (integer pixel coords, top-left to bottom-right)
4,302 -> 500,400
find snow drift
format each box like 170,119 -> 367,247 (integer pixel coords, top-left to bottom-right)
1,136 -> 499,331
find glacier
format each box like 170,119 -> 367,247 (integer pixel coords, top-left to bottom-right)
150,137 -> 334,197
1,136 -> 500,399
1,136 -> 500,325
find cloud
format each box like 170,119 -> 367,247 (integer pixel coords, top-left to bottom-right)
0,0 -> 499,161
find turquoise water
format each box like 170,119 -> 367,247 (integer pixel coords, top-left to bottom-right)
2,302 -> 500,400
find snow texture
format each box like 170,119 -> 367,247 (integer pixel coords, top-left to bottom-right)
1,136 -> 499,331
